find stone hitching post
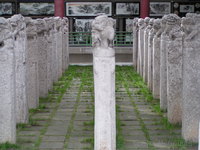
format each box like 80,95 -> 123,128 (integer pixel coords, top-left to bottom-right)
25,18 -> 39,109
132,18 -> 138,69
152,19 -> 161,99
92,15 -> 116,150
182,14 -> 200,142
0,17 -> 16,143
160,15 -> 168,111
9,14 -> 28,123
165,14 -> 183,124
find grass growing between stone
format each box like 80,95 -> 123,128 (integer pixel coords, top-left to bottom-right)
16,66 -> 77,150
116,66 -> 198,149
116,104 -> 125,150
0,142 -> 20,150
13,65 -> 197,150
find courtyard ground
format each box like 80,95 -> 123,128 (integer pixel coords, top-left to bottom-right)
1,66 -> 197,150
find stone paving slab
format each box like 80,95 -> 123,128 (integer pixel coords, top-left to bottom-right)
15,66 -> 198,150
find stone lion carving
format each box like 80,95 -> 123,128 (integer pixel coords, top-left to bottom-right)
182,14 -> 199,41
0,17 -> 13,48
91,14 -> 115,49
165,14 -> 182,40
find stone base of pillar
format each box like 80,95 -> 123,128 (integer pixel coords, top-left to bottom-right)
94,47 -> 116,150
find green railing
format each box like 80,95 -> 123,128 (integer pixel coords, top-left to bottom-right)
69,31 -> 133,47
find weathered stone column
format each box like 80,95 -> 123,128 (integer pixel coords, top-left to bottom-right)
92,15 -> 116,150
44,17 -> 54,91
132,18 -> 138,69
152,19 -> 161,99
137,18 -> 145,75
55,18 -> 63,77
62,17 -> 69,72
25,18 -> 39,109
160,15 -> 168,111
166,14 -> 182,124
52,17 -> 59,82
147,18 -> 154,90
143,17 -> 150,82
35,19 -> 48,98
182,14 -> 200,142
9,14 -> 28,123
0,17 -> 16,143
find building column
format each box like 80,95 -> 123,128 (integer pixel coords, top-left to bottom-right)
54,0 -> 65,18
140,0 -> 150,18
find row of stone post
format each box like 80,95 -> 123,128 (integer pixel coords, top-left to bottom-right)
0,14 -> 69,143
133,13 -> 200,142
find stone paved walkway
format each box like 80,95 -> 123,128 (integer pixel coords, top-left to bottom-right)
15,66 -> 197,150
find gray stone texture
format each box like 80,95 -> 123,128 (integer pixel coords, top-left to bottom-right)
0,17 -> 16,143
62,17 -> 69,72
9,15 -> 28,124
25,17 -> 39,109
45,17 -> 54,91
152,19 -> 161,99
52,18 -> 59,82
92,15 -> 116,150
160,15 -> 169,111
36,19 -> 49,98
55,17 -> 63,78
132,18 -> 138,69
143,17 -> 151,82
137,18 -> 146,75
147,18 -> 154,91
166,14 -> 183,124
182,14 -> 200,142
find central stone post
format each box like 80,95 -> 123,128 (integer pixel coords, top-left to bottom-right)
92,15 -> 116,150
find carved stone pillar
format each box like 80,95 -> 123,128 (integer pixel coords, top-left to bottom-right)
52,17 -> 59,82
160,15 -> 168,111
152,19 -> 161,99
36,19 -> 49,98
62,17 -> 69,72
25,18 -> 39,109
9,14 -> 28,123
182,14 -> 200,142
55,17 -> 63,78
92,15 -> 116,150
166,14 -> 183,124
143,17 -> 151,82
138,18 -> 145,75
0,17 -> 16,143
132,18 -> 138,69
147,18 -> 154,90
44,17 -> 54,91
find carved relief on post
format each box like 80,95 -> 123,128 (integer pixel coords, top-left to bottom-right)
132,18 -> 139,68
147,18 -> 155,90
152,19 -> 161,99
181,13 -> 200,142
9,14 -> 28,124
92,14 -> 115,49
165,14 -> 183,124
160,15 -> 169,111
137,18 -> 145,75
0,17 -> 16,143
92,14 -> 116,150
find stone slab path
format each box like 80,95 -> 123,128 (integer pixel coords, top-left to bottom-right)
14,66 -> 197,150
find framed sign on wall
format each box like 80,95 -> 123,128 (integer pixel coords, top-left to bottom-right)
179,4 -> 195,13
116,3 -> 139,15
150,2 -> 171,16
66,2 -> 112,16
19,3 -> 54,16
0,3 -> 14,15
